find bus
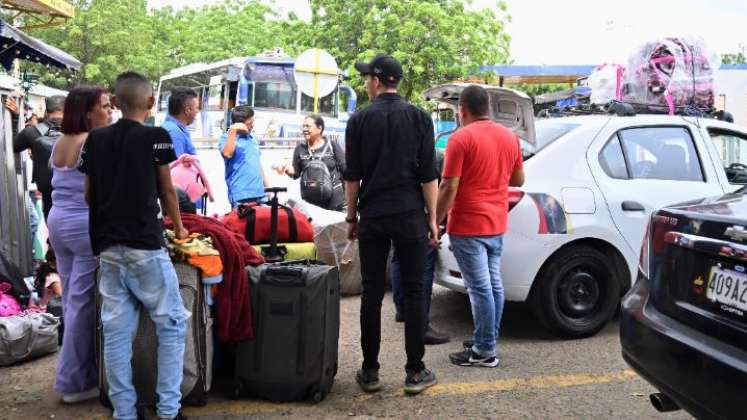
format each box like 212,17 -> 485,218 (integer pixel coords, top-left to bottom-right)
155,52 -> 357,148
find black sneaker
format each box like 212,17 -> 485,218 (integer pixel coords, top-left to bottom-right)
356,368 -> 383,393
449,348 -> 500,368
424,327 -> 450,345
404,369 -> 437,395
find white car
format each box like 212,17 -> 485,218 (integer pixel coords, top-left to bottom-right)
424,84 -> 747,338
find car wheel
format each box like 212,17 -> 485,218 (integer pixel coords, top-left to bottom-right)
531,245 -> 620,338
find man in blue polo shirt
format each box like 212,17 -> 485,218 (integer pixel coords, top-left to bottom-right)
219,105 -> 269,206
162,87 -> 199,157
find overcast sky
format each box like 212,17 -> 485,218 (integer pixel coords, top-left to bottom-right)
148,0 -> 747,65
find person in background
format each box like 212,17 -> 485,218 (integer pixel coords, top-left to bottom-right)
345,54 -> 439,395
162,87 -> 199,157
81,71 -> 189,420
219,105 -> 270,207
274,114 -> 346,211
389,149 -> 449,345
46,85 -> 112,403
436,85 -> 525,368
32,249 -> 62,311
13,95 -> 66,220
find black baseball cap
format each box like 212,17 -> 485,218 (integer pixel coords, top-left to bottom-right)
354,54 -> 403,83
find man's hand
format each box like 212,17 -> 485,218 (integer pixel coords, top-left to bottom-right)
4,96 -> 18,115
347,220 -> 358,241
175,225 -> 189,240
230,123 -> 249,134
427,219 -> 440,249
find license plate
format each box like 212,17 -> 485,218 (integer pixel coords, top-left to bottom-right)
706,266 -> 747,312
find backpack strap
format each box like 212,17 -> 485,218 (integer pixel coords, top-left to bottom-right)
34,121 -> 50,137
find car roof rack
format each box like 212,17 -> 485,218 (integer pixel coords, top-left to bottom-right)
537,100 -> 734,122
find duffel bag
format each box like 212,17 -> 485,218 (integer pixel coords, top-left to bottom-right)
221,202 -> 314,245
0,312 -> 59,366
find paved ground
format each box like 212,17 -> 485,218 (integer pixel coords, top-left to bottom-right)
0,285 -> 691,420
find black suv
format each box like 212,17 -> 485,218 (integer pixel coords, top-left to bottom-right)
621,187 -> 747,420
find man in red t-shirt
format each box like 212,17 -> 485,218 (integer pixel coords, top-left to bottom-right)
436,84 -> 525,368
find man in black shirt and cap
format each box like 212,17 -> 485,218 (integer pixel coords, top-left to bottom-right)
344,54 -> 439,395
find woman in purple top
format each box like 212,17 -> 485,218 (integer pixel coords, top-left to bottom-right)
47,86 -> 112,403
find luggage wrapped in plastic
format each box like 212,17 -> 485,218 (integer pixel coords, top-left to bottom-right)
589,64 -> 624,104
621,36 -> 719,113
287,198 -> 362,296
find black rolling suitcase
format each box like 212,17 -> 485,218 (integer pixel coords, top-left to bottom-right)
233,187 -> 340,403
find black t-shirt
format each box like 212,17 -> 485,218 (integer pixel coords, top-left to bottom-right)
80,119 -> 177,255
343,93 -> 438,218
291,138 -> 346,182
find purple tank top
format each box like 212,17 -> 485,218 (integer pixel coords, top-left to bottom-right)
50,141 -> 88,213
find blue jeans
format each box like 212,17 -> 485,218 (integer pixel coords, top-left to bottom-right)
390,246 -> 437,325
99,245 -> 189,420
450,235 -> 505,358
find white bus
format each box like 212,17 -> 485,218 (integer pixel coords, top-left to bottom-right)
155,53 -> 356,148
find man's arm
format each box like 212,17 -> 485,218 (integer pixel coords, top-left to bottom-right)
509,168 -> 525,187
509,136 -> 525,187
436,177 -> 460,225
13,125 -> 36,153
221,123 -> 247,159
345,180 -> 360,240
157,165 -> 188,239
423,179 -> 440,246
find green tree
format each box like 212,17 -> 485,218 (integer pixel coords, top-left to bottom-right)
154,0 -> 285,67
722,52 -> 746,65
307,0 -> 511,104
31,0 -> 172,87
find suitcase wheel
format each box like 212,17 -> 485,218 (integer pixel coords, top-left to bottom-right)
310,386 -> 324,404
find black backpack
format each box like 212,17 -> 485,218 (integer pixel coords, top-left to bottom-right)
300,141 -> 335,206
30,123 -> 62,190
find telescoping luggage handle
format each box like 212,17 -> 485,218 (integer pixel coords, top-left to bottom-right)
263,187 -> 289,263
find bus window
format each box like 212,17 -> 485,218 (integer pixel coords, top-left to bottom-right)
208,84 -> 224,111
300,91 -> 337,117
254,82 -> 296,110
158,92 -> 170,113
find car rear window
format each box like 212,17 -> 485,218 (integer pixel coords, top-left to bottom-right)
535,121 -> 581,151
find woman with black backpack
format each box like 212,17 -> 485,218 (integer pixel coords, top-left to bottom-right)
275,115 -> 346,211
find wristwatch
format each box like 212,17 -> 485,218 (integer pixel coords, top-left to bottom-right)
345,215 -> 358,223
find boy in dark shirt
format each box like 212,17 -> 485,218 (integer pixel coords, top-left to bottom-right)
81,71 -> 189,420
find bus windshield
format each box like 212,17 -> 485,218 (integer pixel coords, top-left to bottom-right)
300,91 -> 337,117
253,82 -> 296,111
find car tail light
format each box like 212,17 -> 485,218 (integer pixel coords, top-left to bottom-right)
508,188 -> 524,212
639,217 -> 652,279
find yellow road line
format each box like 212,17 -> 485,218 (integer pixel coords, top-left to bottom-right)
357,369 -> 637,401
423,369 -> 637,397
106,370 -> 638,418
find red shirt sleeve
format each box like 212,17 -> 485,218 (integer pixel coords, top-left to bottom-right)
442,130 -> 467,178
512,135 -> 524,172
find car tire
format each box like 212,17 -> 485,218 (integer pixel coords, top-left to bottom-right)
531,245 -> 620,338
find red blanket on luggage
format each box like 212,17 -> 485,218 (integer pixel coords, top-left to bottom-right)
165,213 -> 264,342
